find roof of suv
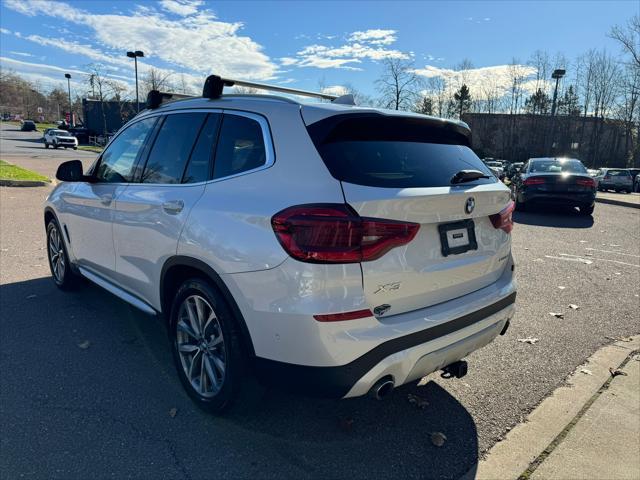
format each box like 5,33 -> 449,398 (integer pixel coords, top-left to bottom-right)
139,94 -> 470,131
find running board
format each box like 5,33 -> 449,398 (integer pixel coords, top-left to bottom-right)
78,267 -> 157,316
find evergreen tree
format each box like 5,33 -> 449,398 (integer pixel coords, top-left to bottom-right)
453,84 -> 472,118
524,88 -> 551,114
415,96 -> 434,115
557,85 -> 581,116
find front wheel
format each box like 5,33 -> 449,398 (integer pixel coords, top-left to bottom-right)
169,278 -> 247,413
73,146 -> 77,150
53,143 -> 59,149
46,219 -> 80,290
44,142 -> 49,149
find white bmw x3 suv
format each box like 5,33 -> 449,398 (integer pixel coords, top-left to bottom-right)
45,76 -> 516,412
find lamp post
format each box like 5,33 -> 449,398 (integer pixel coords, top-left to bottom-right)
64,73 -> 72,126
550,69 -> 565,117
127,50 -> 144,112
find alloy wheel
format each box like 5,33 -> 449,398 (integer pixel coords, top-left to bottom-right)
48,225 -> 65,283
176,295 -> 226,398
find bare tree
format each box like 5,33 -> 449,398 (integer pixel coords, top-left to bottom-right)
376,57 -> 422,110
141,68 -> 173,97
507,59 -> 528,114
609,15 -> 640,68
425,76 -> 448,117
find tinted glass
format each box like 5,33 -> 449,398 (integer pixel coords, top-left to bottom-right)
96,117 -> 156,183
528,159 -> 587,174
183,113 -> 221,183
141,113 -> 207,184
607,170 -> 631,177
213,115 -> 266,179
307,115 -> 494,188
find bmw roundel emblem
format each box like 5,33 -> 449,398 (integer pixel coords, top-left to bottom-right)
465,197 -> 475,214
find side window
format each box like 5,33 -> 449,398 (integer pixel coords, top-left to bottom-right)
95,117 -> 156,183
213,114 -> 267,180
141,113 -> 207,184
183,113 -> 221,184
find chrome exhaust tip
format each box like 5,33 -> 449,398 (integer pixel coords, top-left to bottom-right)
369,377 -> 395,400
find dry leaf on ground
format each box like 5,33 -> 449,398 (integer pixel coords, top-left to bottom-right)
568,304 -> 580,310
549,312 -> 564,319
169,407 -> 178,418
580,369 -> 593,375
77,340 -> 90,349
609,368 -> 628,378
407,393 -> 429,409
430,432 -> 447,447
518,337 -> 539,344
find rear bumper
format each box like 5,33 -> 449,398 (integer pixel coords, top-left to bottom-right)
254,292 -> 515,398
521,191 -> 595,207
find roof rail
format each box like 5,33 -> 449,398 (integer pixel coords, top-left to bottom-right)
145,74 -> 355,109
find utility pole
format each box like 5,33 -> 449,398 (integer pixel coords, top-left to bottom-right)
550,69 -> 565,117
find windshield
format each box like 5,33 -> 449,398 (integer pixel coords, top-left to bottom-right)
607,170 -> 631,177
52,130 -> 69,135
529,159 -> 587,174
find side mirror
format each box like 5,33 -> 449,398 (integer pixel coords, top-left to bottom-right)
56,160 -> 84,182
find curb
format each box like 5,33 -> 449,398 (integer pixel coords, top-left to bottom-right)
595,197 -> 640,210
0,179 -> 50,187
461,335 -> 640,480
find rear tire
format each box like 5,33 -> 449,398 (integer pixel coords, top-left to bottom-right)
515,197 -> 527,212
169,278 -> 247,414
46,219 -> 80,290
579,205 -> 595,216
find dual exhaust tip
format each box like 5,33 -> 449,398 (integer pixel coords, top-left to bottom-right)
368,360 -> 470,400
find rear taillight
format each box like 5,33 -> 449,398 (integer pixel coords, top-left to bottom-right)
576,177 -> 596,188
489,201 -> 515,234
313,309 -> 373,322
271,204 -> 420,263
524,177 -> 545,186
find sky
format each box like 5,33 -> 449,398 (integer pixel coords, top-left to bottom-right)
0,0 -> 636,100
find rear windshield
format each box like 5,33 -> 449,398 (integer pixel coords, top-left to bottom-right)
306,114 -> 496,188
528,159 -> 587,174
607,170 -> 631,177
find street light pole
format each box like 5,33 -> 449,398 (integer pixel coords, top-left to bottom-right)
64,73 -> 72,126
550,69 -> 565,117
127,50 -> 144,112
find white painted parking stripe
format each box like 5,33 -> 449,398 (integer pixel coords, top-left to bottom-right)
584,248 -> 640,258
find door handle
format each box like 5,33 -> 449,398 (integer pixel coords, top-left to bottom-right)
162,200 -> 184,214
100,194 -> 113,206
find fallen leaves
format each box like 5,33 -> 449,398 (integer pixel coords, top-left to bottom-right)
606,336 -> 634,343
549,312 -> 564,319
580,369 -> 593,376
558,286 -> 566,290
407,393 -> 429,409
169,407 -> 178,418
518,337 -> 539,344
609,368 -> 628,378
568,304 -> 580,310
77,340 -> 90,350
430,432 -> 447,447
26,294 -> 37,299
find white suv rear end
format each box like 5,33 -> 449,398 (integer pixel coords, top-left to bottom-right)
45,81 -> 516,412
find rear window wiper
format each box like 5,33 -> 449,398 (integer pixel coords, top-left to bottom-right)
451,169 -> 490,184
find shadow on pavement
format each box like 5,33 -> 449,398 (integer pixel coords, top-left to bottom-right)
0,276 -> 479,479
513,206 -> 594,228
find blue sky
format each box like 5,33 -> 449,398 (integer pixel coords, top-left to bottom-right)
0,0 -> 636,98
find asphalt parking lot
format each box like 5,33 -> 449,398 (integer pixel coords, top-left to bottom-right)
1,123 -> 639,479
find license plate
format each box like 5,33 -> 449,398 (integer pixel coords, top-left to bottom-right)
438,219 -> 478,257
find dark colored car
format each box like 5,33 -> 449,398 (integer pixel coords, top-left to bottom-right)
20,120 -> 37,131
67,127 -> 90,144
628,168 -> 640,183
511,157 -> 596,215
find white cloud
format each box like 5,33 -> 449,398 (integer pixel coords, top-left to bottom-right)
414,63 -> 540,100
321,85 -> 349,96
0,28 -> 11,34
348,29 -> 397,45
9,51 -> 34,57
159,0 -> 203,17
4,0 -> 278,80
285,29 -> 408,70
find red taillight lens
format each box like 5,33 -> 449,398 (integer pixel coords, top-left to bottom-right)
489,201 -> 515,234
313,309 -> 373,322
524,177 -> 545,186
576,177 -> 596,188
271,204 -> 419,263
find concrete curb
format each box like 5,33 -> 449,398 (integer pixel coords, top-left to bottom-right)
0,178 -> 50,187
460,335 -> 640,480
595,197 -> 640,210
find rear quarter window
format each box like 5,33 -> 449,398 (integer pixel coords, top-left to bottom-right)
306,114 -> 495,188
